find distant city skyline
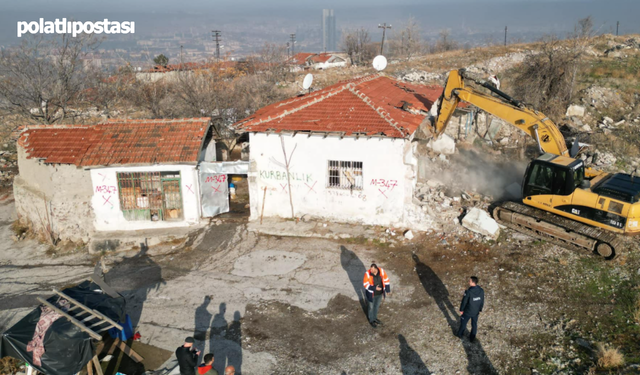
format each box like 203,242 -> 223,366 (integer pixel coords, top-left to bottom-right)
322,9 -> 337,52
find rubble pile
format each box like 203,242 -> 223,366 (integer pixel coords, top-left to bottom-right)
464,52 -> 527,76
604,37 -> 640,58
398,70 -> 445,84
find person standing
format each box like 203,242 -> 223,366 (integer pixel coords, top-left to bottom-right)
457,276 -> 484,342
176,337 -> 200,375
197,353 -> 219,375
362,263 -> 391,328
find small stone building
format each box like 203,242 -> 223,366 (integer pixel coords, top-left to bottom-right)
14,118 -> 213,242
234,74 -> 463,230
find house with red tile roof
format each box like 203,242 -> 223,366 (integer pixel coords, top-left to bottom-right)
233,74 -> 461,229
14,118 -> 218,242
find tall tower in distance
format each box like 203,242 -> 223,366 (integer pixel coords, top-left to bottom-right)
322,9 -> 336,52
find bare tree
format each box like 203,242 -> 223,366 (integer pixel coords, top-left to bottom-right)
341,28 -> 375,65
391,17 -> 423,60
251,42 -> 290,83
86,65 -> 134,118
0,34 -> 99,124
510,35 -> 582,118
435,29 -> 459,52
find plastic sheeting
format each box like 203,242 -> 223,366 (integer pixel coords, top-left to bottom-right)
0,281 -> 126,375
198,161 -> 249,217
199,161 -> 249,174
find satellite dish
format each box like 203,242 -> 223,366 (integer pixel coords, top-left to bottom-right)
372,55 -> 387,71
302,73 -> 314,90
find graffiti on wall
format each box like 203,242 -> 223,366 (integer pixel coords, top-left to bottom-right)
259,170 -> 313,184
370,178 -> 399,199
95,185 -> 117,209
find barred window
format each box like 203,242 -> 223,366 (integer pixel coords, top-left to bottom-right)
117,171 -> 183,221
327,160 -> 363,190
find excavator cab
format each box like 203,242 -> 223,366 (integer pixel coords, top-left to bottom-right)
522,154 -> 585,198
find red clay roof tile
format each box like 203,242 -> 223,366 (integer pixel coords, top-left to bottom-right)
18,118 -> 210,167
233,75 -> 449,138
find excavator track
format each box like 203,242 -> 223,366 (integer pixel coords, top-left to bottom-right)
492,201 -> 630,259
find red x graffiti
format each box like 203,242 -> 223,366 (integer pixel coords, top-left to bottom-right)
280,183 -> 288,192
98,172 -> 107,182
102,195 -> 113,206
305,181 -> 317,194
186,184 -> 195,194
211,184 -> 221,193
378,189 -> 388,199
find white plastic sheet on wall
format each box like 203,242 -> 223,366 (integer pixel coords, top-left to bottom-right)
198,161 -> 249,217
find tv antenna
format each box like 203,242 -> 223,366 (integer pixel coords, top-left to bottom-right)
302,73 -> 314,93
372,55 -> 387,71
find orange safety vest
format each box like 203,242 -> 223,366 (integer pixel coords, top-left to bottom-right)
363,268 -> 390,302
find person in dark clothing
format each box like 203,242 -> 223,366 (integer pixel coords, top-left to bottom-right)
176,337 -> 201,375
457,276 -> 485,342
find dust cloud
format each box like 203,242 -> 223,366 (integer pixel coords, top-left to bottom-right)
430,149 -> 529,200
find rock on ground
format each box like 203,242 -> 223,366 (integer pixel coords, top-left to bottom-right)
461,207 -> 500,239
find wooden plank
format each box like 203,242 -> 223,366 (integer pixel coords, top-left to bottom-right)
116,341 -> 144,363
92,356 -> 104,375
107,338 -> 120,355
87,359 -> 94,375
53,289 -> 123,330
96,325 -> 116,333
36,297 -> 102,340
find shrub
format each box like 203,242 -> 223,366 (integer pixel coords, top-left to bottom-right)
595,343 -> 625,369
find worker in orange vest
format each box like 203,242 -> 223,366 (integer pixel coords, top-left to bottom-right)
363,263 -> 391,328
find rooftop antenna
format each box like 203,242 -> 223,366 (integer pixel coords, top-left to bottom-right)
372,55 -> 387,71
302,73 -> 314,94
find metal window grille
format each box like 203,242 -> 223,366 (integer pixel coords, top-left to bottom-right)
117,171 -> 183,221
327,160 -> 363,190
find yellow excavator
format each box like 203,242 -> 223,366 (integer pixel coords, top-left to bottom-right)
426,69 -> 639,259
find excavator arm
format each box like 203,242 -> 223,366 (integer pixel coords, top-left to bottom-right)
428,69 -> 569,157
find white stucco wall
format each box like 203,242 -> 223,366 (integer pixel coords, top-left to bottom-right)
248,133 -> 410,227
90,164 -> 201,231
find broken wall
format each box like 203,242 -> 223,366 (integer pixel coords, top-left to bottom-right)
13,148 -> 95,242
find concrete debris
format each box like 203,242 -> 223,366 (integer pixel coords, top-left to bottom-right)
426,179 -> 443,188
461,208 -> 500,239
580,124 -> 592,133
438,153 -> 448,162
427,133 -> 456,155
582,86 -> 627,111
592,151 -> 617,167
403,230 -> 414,240
565,104 -> 585,117
398,70 -> 445,83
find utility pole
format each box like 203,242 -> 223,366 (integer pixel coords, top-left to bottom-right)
504,26 -> 508,46
290,33 -> 296,56
378,23 -> 391,55
212,30 -> 221,61
616,21 -> 619,36
286,42 -> 290,59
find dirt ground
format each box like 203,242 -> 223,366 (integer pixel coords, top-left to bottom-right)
1,188 -> 639,374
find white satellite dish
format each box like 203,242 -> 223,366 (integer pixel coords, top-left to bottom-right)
372,55 -> 387,71
302,73 -> 314,90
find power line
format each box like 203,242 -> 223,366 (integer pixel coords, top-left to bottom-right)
290,33 -> 296,56
378,23 -> 392,55
504,26 -> 508,46
212,30 -> 221,61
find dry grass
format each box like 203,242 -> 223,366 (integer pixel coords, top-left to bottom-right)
0,357 -> 22,375
633,289 -> 640,325
595,343 -> 625,369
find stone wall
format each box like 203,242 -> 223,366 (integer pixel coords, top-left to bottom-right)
13,148 -> 95,242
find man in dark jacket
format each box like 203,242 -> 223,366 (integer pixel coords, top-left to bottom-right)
176,337 -> 200,375
457,276 -> 484,342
